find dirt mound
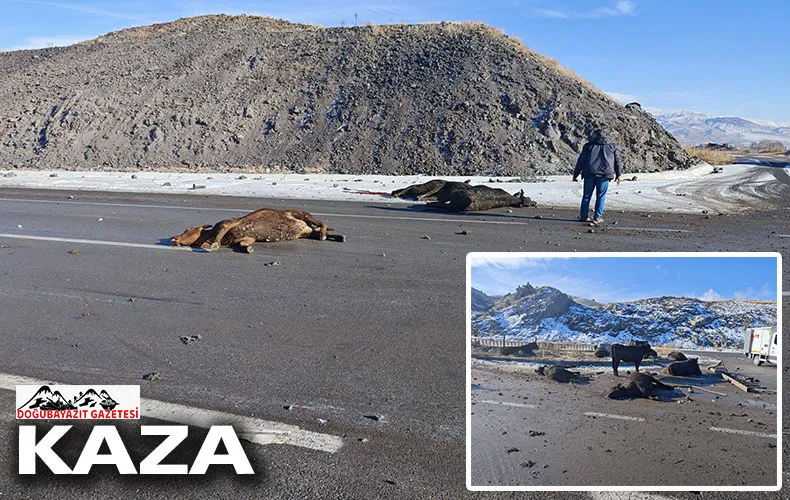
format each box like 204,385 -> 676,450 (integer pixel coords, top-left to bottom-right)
0,15 -> 695,174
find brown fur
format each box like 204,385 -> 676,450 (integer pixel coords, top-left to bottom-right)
171,208 -> 344,253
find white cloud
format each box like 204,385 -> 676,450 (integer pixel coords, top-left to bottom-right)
605,91 -> 640,104
1,35 -> 89,52
17,0 -> 146,21
699,288 -> 723,301
533,1 -> 637,19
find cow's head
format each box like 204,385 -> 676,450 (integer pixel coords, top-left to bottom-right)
515,190 -> 537,208
171,225 -> 212,246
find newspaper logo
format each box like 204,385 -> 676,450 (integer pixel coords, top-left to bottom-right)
16,385 -> 140,419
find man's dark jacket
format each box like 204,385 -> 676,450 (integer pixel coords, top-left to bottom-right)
573,131 -> 623,180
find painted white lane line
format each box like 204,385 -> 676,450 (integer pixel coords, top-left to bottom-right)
0,372 -> 343,453
613,226 -> 693,233
0,233 -> 195,251
584,412 -> 645,422
708,426 -> 776,439
0,197 -> 531,225
588,493 -> 674,500
0,196 -> 696,229
782,292 -> 789,297
479,400 -> 537,409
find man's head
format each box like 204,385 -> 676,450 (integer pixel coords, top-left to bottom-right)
588,129 -> 607,143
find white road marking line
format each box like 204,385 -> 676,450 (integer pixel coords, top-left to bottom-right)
584,412 -> 645,422
0,233 -> 194,251
0,197 -> 530,225
782,292 -> 789,296
613,226 -> 693,233
479,400 -> 537,409
0,196 -> 696,229
0,372 -> 343,453
708,426 -> 776,439
588,493 -> 674,500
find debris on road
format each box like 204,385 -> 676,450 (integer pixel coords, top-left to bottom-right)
67,249 -> 79,255
142,372 -> 161,381
529,430 -> 545,437
263,261 -> 280,267
179,334 -> 202,345
519,460 -> 535,468
506,447 -> 520,454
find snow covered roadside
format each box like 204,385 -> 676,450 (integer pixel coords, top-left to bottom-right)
0,162 -> 776,213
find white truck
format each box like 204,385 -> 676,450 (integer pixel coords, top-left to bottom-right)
743,327 -> 778,366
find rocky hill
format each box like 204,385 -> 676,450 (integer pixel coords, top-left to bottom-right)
0,15 -> 694,175
471,285 -> 776,348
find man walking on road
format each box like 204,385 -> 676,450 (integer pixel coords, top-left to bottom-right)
572,129 -> 622,226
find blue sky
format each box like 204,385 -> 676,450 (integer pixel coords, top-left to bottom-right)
470,255 -> 779,302
1,1 -> 789,122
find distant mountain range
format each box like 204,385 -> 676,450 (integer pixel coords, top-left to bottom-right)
471,284 -> 776,348
650,110 -> 790,148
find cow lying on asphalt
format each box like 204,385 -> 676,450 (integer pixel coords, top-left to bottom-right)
667,351 -> 687,361
390,179 -> 470,200
536,366 -> 582,383
666,358 -> 702,376
501,341 -> 539,356
171,208 -> 344,253
607,373 -> 674,400
426,186 -> 537,212
611,342 -> 658,376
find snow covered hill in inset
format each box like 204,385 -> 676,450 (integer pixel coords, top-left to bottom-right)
471,285 -> 776,348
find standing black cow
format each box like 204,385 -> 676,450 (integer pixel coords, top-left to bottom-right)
611,343 -> 658,376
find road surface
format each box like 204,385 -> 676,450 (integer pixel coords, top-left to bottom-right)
470,352 -> 778,488
0,188 -> 786,498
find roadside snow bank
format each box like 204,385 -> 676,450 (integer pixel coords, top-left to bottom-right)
0,163 -> 776,213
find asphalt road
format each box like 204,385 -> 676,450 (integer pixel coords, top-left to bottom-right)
0,188 -> 787,499
471,352 -> 778,488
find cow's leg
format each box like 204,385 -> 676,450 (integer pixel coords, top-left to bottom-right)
291,211 -> 327,240
204,219 -> 240,250
634,360 -> 641,372
612,358 -> 619,376
229,236 -> 256,254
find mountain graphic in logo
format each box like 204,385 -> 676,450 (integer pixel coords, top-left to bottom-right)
17,385 -> 119,411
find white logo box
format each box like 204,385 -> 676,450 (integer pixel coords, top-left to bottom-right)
16,385 -> 140,419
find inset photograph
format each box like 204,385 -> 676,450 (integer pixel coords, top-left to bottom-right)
466,253 -> 781,491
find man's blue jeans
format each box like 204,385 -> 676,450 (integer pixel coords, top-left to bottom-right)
580,176 -> 609,220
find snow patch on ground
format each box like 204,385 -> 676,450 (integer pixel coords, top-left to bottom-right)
0,162 -> 778,214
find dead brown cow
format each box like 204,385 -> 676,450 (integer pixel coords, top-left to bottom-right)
171,208 -> 344,253
390,179 -> 471,200
426,186 -> 537,212
607,373 -> 674,400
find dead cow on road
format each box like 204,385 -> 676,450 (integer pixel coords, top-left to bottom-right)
390,179 -> 470,200
536,366 -> 583,383
666,358 -> 702,376
611,342 -> 658,376
426,186 -> 537,212
607,373 -> 674,400
501,341 -> 539,356
171,208 -> 344,253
